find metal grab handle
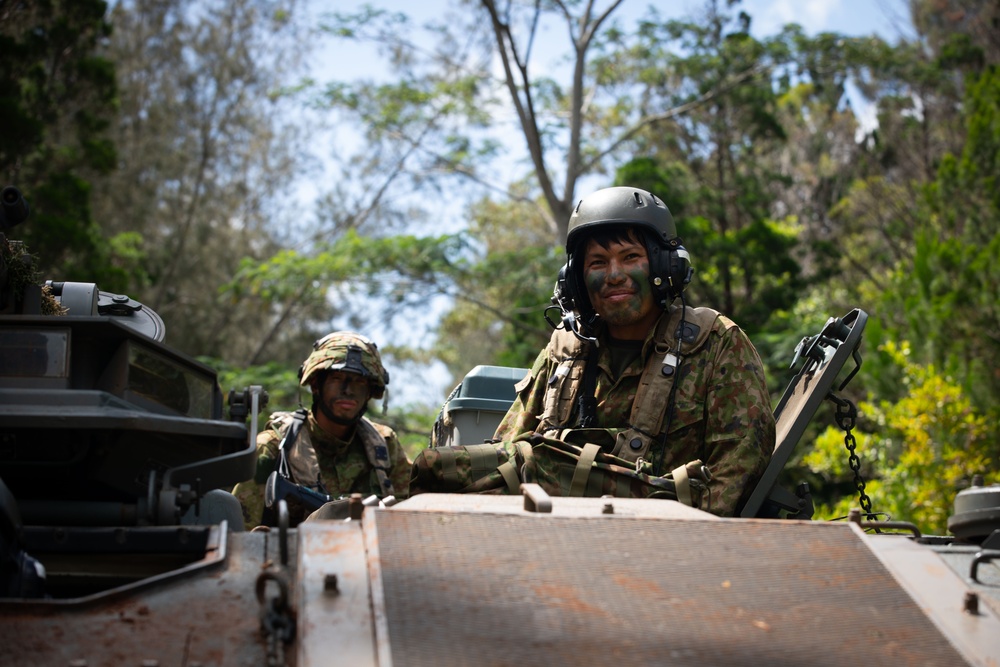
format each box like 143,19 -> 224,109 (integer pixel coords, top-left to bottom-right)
522,483 -> 552,513
969,549 -> 1000,583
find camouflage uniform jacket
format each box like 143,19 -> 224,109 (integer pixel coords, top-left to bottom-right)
232,410 -> 410,530
493,306 -> 775,516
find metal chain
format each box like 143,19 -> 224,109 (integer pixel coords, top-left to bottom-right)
257,567 -> 295,667
831,395 -> 874,518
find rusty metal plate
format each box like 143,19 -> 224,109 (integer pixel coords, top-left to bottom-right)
395,492 -> 721,519
0,529 -> 288,667
297,521 -> 378,666
371,511 -> 973,667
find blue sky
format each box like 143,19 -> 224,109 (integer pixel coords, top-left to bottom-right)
308,0 -> 912,162
309,1 -> 912,85
318,0 -> 913,43
741,0 -> 911,38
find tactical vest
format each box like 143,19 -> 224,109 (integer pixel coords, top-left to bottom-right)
532,306 -> 721,464
270,409 -> 396,497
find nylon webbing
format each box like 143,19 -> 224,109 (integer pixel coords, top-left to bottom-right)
276,409 -> 309,479
358,418 -> 394,496
466,444 -> 500,479
570,443 -> 601,496
615,473 -> 632,498
628,313 -> 681,439
498,460 -> 521,494
439,448 -> 457,483
577,343 -> 599,427
671,462 -> 691,506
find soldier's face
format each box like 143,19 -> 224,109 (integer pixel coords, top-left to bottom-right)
319,371 -> 371,422
583,234 -> 659,339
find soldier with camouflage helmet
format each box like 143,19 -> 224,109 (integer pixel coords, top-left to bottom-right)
232,331 -> 410,530
485,186 -> 774,516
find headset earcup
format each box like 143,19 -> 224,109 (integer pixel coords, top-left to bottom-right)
554,263 -> 574,312
564,255 -> 589,316
670,245 -> 693,297
648,242 -> 692,301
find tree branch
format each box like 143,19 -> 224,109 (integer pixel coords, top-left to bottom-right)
479,0 -> 558,226
562,0 -> 626,232
577,64 -> 767,176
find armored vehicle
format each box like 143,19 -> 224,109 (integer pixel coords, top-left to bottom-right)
1,185 -> 999,666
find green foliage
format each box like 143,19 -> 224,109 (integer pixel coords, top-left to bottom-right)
227,230 -> 471,307
809,52 -> 1000,536
472,243 -> 561,369
379,406 -> 438,462
725,217 -> 802,331
210,359 -> 304,415
613,157 -> 692,217
0,0 -> 120,286
430,194 -> 561,381
868,67 -> 1000,405
229,190 -> 561,387
614,157 -> 803,334
805,342 -> 998,534
936,32 -> 985,71
315,4 -> 500,196
603,5 -> 810,331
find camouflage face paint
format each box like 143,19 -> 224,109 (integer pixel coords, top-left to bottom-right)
582,237 -> 660,339
326,372 -> 368,400
317,371 -> 370,425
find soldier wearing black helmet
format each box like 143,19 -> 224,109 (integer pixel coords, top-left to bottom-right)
492,186 -> 774,516
232,331 -> 410,529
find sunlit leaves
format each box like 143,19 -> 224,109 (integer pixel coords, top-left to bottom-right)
227,230 -> 471,303
806,341 -> 996,534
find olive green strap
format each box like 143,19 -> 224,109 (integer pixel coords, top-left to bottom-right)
615,473 -> 631,498
497,460 -> 521,494
671,461 -> 692,506
466,443 -> 500,480
570,443 -> 601,497
439,447 -> 457,482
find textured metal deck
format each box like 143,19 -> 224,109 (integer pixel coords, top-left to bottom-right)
372,510 -> 971,667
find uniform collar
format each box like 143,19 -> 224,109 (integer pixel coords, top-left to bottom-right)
308,411 -> 356,455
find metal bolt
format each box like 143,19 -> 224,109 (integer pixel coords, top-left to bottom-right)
324,573 -> 340,595
964,591 -> 979,615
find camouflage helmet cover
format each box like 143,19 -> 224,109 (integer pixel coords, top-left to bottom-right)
299,331 -> 390,399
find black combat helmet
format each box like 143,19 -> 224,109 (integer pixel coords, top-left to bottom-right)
565,186 -> 677,255
562,186 -> 692,325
